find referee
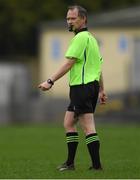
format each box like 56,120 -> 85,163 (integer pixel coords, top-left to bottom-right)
38,5 -> 107,171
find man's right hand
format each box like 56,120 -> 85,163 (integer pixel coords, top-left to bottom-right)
38,81 -> 52,91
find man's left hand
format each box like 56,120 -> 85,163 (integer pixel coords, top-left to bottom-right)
99,91 -> 107,105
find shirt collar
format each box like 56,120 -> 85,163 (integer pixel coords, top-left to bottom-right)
75,27 -> 88,35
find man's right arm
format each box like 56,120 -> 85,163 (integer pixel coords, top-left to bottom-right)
38,58 -> 75,91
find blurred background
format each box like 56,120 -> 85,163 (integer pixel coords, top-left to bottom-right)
0,0 -> 140,124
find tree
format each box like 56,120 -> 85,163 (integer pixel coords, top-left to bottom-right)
0,0 -> 140,57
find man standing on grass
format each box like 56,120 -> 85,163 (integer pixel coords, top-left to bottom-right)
38,5 -> 107,171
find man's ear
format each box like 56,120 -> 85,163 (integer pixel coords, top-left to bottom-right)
83,16 -> 87,23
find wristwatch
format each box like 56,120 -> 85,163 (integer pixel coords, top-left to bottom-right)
47,79 -> 54,85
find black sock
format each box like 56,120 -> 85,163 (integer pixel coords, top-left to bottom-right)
86,133 -> 102,169
66,132 -> 79,165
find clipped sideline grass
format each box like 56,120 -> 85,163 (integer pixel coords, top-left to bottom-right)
0,123 -> 139,179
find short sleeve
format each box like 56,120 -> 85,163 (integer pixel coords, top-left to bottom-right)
65,33 -> 87,59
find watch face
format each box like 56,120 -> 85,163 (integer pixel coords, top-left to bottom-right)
47,79 -> 53,85
47,79 -> 51,83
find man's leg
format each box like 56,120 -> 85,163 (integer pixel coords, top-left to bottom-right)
79,113 -> 102,170
64,111 -> 79,166
57,111 -> 79,171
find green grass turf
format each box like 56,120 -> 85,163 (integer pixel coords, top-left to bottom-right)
0,123 -> 140,179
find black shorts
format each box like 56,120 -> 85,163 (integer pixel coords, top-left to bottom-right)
67,81 -> 99,116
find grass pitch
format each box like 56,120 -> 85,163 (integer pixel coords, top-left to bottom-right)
0,123 -> 140,179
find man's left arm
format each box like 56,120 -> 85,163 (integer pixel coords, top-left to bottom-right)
99,72 -> 107,104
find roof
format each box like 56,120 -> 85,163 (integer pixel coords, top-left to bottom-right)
88,6 -> 140,27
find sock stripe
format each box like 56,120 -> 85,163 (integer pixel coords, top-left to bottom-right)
66,135 -> 79,143
66,136 -> 79,139
67,139 -> 79,143
86,135 -> 99,145
86,136 -> 99,141
67,139 -> 79,142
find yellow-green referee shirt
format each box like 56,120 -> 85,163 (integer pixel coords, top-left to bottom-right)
65,30 -> 103,86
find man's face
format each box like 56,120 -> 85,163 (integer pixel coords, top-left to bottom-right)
66,8 -> 86,32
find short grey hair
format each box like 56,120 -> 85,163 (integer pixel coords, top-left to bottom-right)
68,5 -> 87,23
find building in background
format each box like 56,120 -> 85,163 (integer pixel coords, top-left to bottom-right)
0,63 -> 31,123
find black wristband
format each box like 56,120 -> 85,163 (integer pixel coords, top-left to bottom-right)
47,79 -> 54,85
